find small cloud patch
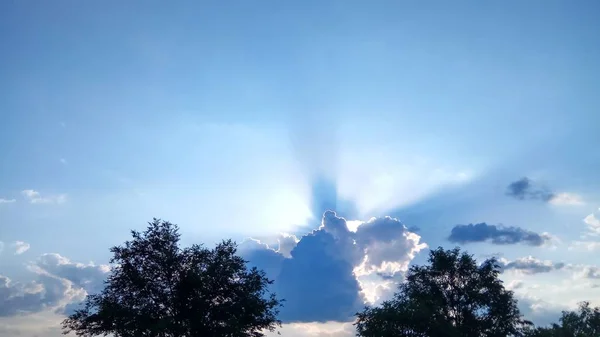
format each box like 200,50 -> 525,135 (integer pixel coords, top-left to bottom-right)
21,190 -> 66,205
12,241 -> 30,255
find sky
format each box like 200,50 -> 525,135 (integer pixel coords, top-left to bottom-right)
0,0 -> 599,336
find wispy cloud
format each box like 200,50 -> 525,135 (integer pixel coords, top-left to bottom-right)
548,193 -> 584,206
506,177 -> 583,206
12,241 -> 30,255
0,198 -> 16,204
21,190 -> 66,204
59,158 -> 67,165
569,240 -> 600,252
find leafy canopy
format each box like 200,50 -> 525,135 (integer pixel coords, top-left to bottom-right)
355,247 -> 531,337
62,219 -> 282,337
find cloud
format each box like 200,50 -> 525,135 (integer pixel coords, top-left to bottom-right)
265,321 -> 354,337
548,192 -> 584,206
0,253 -> 109,318
0,198 -> 16,204
21,190 -> 66,205
498,256 -> 565,274
583,209 -> 600,236
12,241 -> 30,255
569,240 -> 600,251
0,273 -> 85,317
506,177 -> 554,201
516,295 -> 564,327
242,211 -> 426,323
505,280 -> 524,290
34,253 -> 110,295
571,265 -> 600,280
506,177 -> 582,205
60,158 -> 67,165
448,223 -> 551,246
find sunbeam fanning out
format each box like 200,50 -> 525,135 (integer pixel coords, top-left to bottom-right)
309,176 -> 359,221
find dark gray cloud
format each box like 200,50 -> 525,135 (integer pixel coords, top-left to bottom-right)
242,211 -> 426,323
448,223 -> 550,246
506,177 -> 555,202
498,257 -> 565,274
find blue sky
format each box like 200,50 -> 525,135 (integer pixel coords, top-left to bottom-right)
1,1 -> 599,336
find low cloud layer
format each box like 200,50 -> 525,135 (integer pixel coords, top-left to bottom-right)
448,223 -> 551,246
242,211 -> 426,323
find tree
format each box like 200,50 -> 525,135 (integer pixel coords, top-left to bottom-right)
525,302 -> 600,337
355,247 -> 531,337
62,219 -> 282,337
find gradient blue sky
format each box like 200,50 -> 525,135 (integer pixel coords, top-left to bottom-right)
1,1 -> 599,336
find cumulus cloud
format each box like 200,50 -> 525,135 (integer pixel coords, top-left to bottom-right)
506,177 -> 582,205
12,241 -> 30,255
498,257 -> 565,274
0,253 -> 109,318
21,190 -> 66,204
0,198 -> 16,204
448,223 -> 551,246
0,273 -> 85,317
242,211 -> 426,323
34,253 -> 110,294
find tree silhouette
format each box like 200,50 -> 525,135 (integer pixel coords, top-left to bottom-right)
62,219 -> 281,337
355,247 -> 531,337
525,302 -> 600,337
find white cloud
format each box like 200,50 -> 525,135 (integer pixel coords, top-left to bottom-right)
569,241 -> 600,251
21,190 -> 66,204
583,209 -> 600,236
548,192 -> 584,206
12,241 -> 30,255
0,198 -> 16,204
266,321 -> 354,337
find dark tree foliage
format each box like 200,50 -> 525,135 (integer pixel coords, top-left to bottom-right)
525,302 -> 600,337
355,247 -> 531,337
62,219 -> 282,337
